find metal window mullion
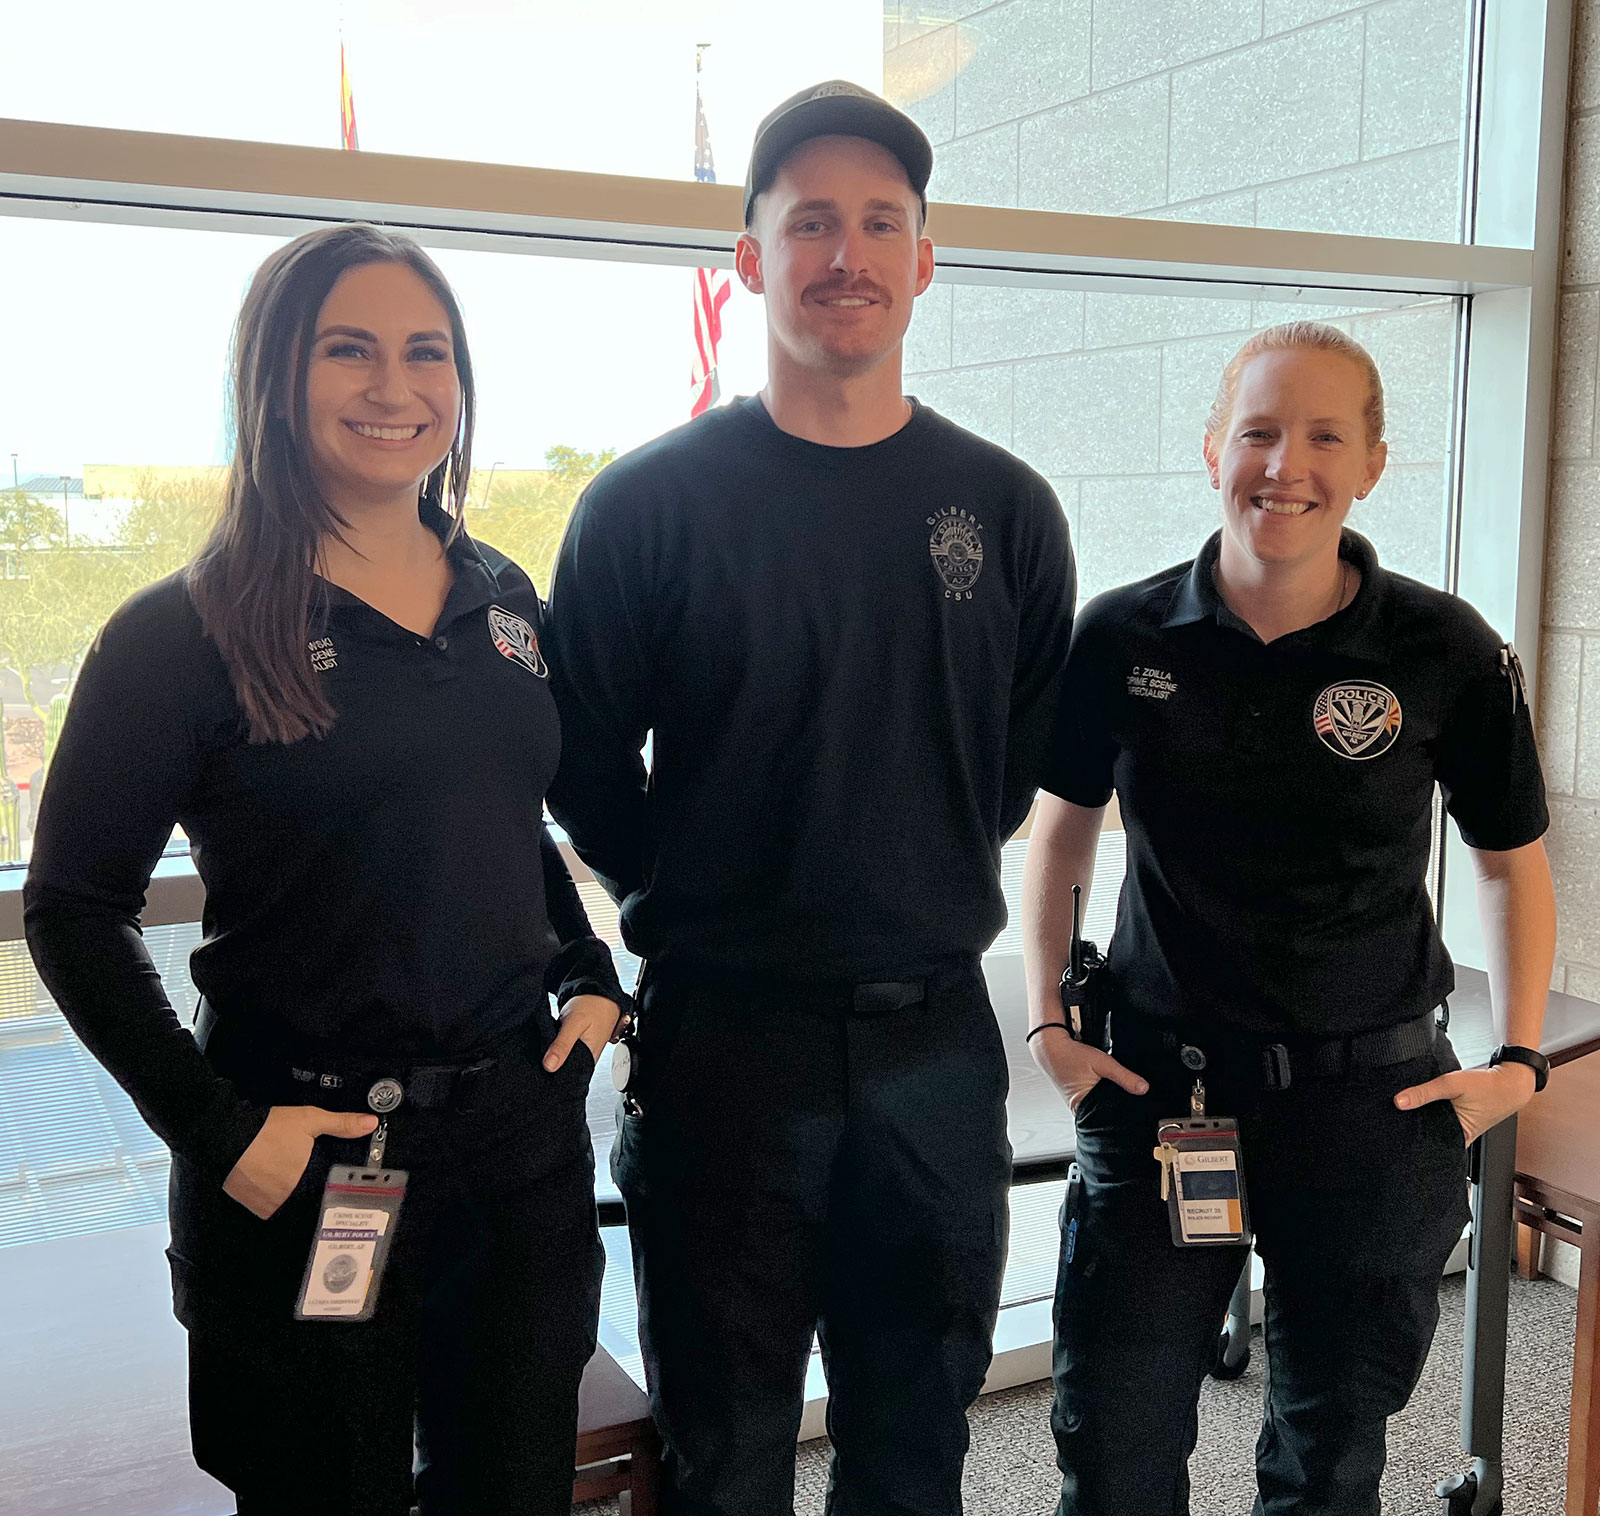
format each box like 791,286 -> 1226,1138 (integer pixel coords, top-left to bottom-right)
0,115 -> 1536,297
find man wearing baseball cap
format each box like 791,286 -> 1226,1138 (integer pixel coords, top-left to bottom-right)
547,80 -> 1075,1515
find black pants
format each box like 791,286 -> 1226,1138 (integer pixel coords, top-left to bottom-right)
169,1032 -> 605,1516
1051,1033 -> 1470,1516
613,961 -> 1012,1516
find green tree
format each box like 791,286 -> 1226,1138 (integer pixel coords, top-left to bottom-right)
0,488 -> 67,552
116,470 -> 225,581
0,450 -> 601,857
469,446 -> 615,592
0,473 -> 225,725
0,490 -> 149,858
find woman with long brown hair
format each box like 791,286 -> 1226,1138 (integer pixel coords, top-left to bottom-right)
24,223 -> 623,1514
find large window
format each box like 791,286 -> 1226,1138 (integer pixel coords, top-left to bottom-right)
11,2 -> 1483,246
0,0 -> 1571,1504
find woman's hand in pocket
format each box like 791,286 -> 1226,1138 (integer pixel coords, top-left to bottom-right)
543,994 -> 622,1074
1395,1062 -> 1539,1147
223,1106 -> 379,1219
1029,1023 -> 1148,1111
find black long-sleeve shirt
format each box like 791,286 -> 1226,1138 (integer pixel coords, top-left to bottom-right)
25,515 -> 622,1182
545,396 -> 1076,979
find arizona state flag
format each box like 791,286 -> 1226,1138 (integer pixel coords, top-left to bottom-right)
340,42 -> 360,150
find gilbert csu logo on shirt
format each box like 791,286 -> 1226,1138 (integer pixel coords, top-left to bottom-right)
927,507 -> 984,599
1312,681 -> 1403,760
487,605 -> 548,678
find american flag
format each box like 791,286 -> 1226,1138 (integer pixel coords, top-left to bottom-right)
340,41 -> 360,151
690,55 -> 731,419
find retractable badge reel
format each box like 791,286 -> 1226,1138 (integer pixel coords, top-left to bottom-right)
294,1078 -> 408,1322
611,1004 -> 640,1116
1151,1048 -> 1251,1248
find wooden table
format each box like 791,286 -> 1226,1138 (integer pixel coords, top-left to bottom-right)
1438,976 -> 1600,1515
1514,1053 -> 1600,1516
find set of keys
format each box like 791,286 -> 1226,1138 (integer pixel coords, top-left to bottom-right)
1152,1079 -> 1207,1199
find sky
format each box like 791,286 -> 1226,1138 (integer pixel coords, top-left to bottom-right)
0,0 -> 886,479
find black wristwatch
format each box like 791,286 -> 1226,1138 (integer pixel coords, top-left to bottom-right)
1488,1044 -> 1550,1093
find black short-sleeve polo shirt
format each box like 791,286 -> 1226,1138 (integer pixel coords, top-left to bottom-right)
1042,529 -> 1548,1040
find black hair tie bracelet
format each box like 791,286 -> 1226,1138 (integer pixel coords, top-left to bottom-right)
1026,1022 -> 1072,1044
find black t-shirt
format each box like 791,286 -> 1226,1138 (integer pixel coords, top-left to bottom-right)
546,395 -> 1077,979
1042,529 -> 1548,1040
24,510 -> 621,1181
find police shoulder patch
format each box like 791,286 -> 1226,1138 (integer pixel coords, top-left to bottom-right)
1312,680 -> 1402,760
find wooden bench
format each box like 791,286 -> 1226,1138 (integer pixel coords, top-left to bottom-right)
575,1345 -> 660,1513
1514,1051 -> 1600,1516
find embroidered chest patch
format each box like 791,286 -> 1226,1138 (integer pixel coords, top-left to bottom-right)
1312,681 -> 1402,760
488,605 -> 548,678
927,507 -> 984,599
1127,664 -> 1178,701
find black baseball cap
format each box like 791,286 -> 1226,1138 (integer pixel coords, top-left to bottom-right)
743,81 -> 933,226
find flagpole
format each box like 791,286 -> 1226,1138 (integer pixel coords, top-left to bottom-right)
689,44 -> 730,420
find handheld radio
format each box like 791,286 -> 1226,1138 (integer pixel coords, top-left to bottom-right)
1058,883 -> 1107,1048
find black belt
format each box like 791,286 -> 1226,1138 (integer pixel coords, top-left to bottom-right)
1110,1006 -> 1441,1093
646,957 -> 979,1015
193,1000 -> 523,1114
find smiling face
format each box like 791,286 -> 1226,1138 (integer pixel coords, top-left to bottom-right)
736,134 -> 933,380
303,260 -> 462,511
1204,346 -> 1387,574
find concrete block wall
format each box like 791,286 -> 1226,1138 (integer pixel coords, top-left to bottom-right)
887,0 -> 1469,604
903,285 -> 1458,603
884,0 -> 1472,239
1541,0 -> 1600,998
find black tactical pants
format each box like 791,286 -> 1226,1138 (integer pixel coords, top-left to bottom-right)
1051,1030 -> 1470,1516
169,1025 -> 605,1516
613,960 -> 1013,1516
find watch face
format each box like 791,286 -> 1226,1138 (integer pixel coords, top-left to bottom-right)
611,1040 -> 633,1093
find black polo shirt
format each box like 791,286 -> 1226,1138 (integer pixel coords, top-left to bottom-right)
1042,530 -> 1548,1040
25,508 -> 621,1182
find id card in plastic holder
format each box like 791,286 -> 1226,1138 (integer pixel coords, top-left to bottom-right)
1153,1118 -> 1250,1247
295,1165 -> 407,1322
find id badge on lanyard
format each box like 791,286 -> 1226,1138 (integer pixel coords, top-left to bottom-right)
295,1162 -> 407,1322
1152,1083 -> 1251,1247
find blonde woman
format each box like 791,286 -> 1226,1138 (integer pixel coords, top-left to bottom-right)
1022,322 -> 1555,1515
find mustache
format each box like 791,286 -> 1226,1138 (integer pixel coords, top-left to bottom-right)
804,279 -> 892,305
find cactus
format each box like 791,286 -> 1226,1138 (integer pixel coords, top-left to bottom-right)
0,777 -> 20,864
43,691 -> 68,773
